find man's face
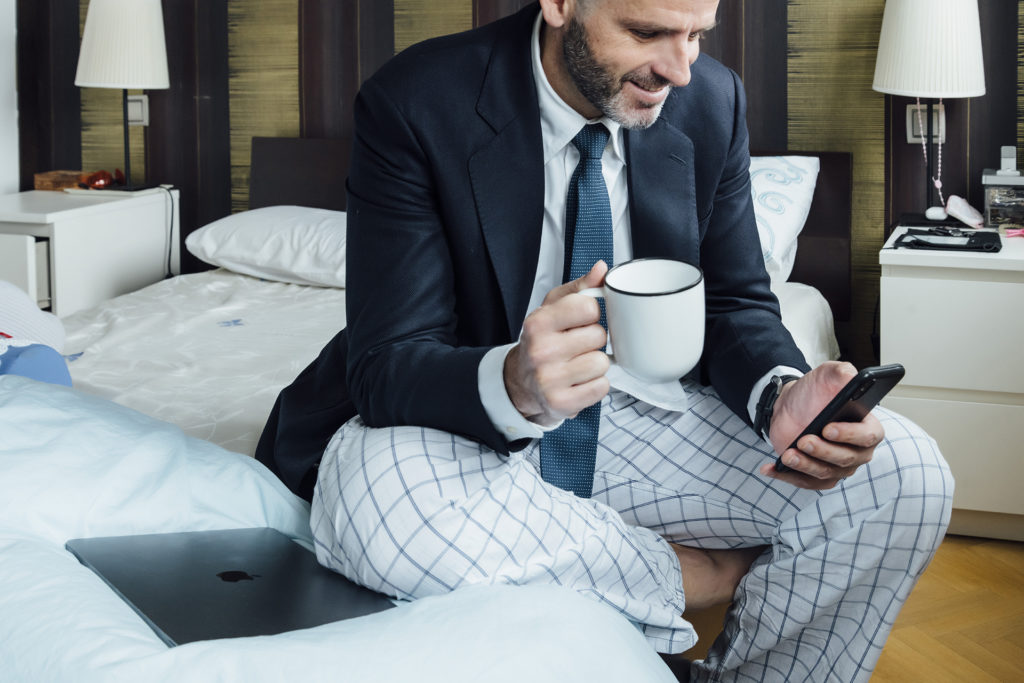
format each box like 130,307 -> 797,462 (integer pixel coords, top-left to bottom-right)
560,0 -> 719,129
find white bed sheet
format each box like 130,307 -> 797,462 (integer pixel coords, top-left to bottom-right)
62,269 -> 346,457
60,270 -> 837,462
0,376 -> 674,683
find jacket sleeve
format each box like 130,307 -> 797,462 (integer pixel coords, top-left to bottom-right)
698,69 -> 811,422
343,77 -> 512,454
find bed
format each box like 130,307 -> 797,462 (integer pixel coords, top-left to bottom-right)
0,138 -> 852,682
58,139 -> 851,458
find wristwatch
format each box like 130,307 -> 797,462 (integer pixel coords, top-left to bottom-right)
753,374 -> 800,440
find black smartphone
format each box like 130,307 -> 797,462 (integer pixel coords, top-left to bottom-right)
774,363 -> 905,473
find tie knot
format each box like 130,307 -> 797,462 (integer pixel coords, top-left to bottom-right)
572,123 -> 610,161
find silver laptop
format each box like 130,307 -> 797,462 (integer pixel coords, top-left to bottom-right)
65,527 -> 395,646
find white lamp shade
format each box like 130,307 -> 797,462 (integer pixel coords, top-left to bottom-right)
75,0 -> 169,90
872,0 -> 985,98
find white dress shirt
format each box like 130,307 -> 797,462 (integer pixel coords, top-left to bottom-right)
478,13 -> 799,442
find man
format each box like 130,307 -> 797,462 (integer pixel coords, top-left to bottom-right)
256,1 -> 953,679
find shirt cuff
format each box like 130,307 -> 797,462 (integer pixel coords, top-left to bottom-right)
478,344 -> 556,442
746,366 -> 805,431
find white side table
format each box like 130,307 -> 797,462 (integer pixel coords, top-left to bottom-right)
879,227 -> 1024,541
0,189 -> 180,316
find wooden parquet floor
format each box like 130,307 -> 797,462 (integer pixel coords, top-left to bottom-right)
681,535 -> 1024,681
872,535 -> 1024,682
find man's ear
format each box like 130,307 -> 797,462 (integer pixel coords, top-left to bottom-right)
538,0 -> 572,29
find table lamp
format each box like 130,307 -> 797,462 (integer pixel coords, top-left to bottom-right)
74,0 -> 169,191
872,0 -> 986,220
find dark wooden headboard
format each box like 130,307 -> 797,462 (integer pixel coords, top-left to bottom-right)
248,138 -> 852,323
249,137 -> 351,211
791,151 -> 852,323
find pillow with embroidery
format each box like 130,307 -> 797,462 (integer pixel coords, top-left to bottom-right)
749,156 -> 820,283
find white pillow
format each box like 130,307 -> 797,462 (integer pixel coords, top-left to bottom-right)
749,155 -> 820,283
186,205 -> 347,288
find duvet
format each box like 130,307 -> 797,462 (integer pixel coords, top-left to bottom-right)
0,376 -> 673,682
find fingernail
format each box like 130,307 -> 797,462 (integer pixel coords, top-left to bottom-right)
824,426 -> 838,440
802,440 -> 814,455
785,454 -> 799,467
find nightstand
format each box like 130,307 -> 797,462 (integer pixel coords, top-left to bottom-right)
0,189 -> 179,316
879,227 -> 1024,541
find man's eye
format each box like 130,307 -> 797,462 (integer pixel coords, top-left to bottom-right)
631,29 -> 657,40
688,31 -> 706,41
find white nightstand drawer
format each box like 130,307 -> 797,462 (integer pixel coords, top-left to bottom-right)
0,190 -> 179,316
881,271 -> 1024,394
884,394 -> 1024,516
0,234 -> 51,308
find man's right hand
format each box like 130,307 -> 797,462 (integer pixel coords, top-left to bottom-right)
504,261 -> 612,426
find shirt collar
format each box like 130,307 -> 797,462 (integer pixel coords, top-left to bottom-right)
531,12 -> 625,166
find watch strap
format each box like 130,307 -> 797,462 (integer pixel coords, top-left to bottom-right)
753,374 -> 800,439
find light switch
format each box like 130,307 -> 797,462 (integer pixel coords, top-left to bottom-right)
127,94 -> 150,127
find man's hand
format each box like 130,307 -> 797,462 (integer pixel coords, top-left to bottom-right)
504,261 -> 612,426
759,361 -> 884,490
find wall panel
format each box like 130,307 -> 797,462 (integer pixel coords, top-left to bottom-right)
227,1 -> 300,212
788,0 -> 886,367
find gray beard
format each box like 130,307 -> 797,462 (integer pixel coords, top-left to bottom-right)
562,17 -> 667,130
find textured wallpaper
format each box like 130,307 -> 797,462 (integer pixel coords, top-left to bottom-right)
788,0 -> 886,367
226,1 -> 300,213
395,0 -> 472,54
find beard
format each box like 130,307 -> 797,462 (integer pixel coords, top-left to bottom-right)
562,16 -> 670,130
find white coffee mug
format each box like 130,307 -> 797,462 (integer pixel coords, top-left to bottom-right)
580,258 -> 704,383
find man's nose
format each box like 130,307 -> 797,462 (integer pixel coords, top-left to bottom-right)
655,37 -> 698,87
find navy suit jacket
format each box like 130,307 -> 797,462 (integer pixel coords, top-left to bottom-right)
256,4 -> 809,500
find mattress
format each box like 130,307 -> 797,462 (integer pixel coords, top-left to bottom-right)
61,270 -> 838,460
63,269 -> 346,457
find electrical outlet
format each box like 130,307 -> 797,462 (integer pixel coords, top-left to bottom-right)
906,103 -> 944,144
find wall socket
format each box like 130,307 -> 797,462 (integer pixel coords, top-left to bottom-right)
127,94 -> 150,127
906,103 -> 945,144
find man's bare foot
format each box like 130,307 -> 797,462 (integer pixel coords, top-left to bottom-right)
671,543 -> 768,611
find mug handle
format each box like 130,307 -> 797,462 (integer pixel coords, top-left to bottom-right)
577,287 -> 614,362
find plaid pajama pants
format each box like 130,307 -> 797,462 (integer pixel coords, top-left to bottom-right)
310,382 -> 953,682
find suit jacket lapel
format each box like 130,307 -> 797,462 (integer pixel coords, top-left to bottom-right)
625,114 -> 699,265
468,8 -> 545,339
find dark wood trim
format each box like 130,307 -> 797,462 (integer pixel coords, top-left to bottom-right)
703,0 -> 787,151
357,0 -> 395,80
702,0 -> 742,79
297,0 -> 393,206
147,0 -> 232,274
298,0 -> 393,138
968,0 -> 1017,209
16,0 -> 82,191
299,1 -> 351,139
742,0 -> 787,151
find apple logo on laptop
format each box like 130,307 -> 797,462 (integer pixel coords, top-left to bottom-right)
217,570 -> 260,582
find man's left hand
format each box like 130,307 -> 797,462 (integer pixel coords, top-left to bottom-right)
759,361 -> 884,490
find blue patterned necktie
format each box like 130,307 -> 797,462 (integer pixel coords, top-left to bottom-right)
539,123 -> 613,499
